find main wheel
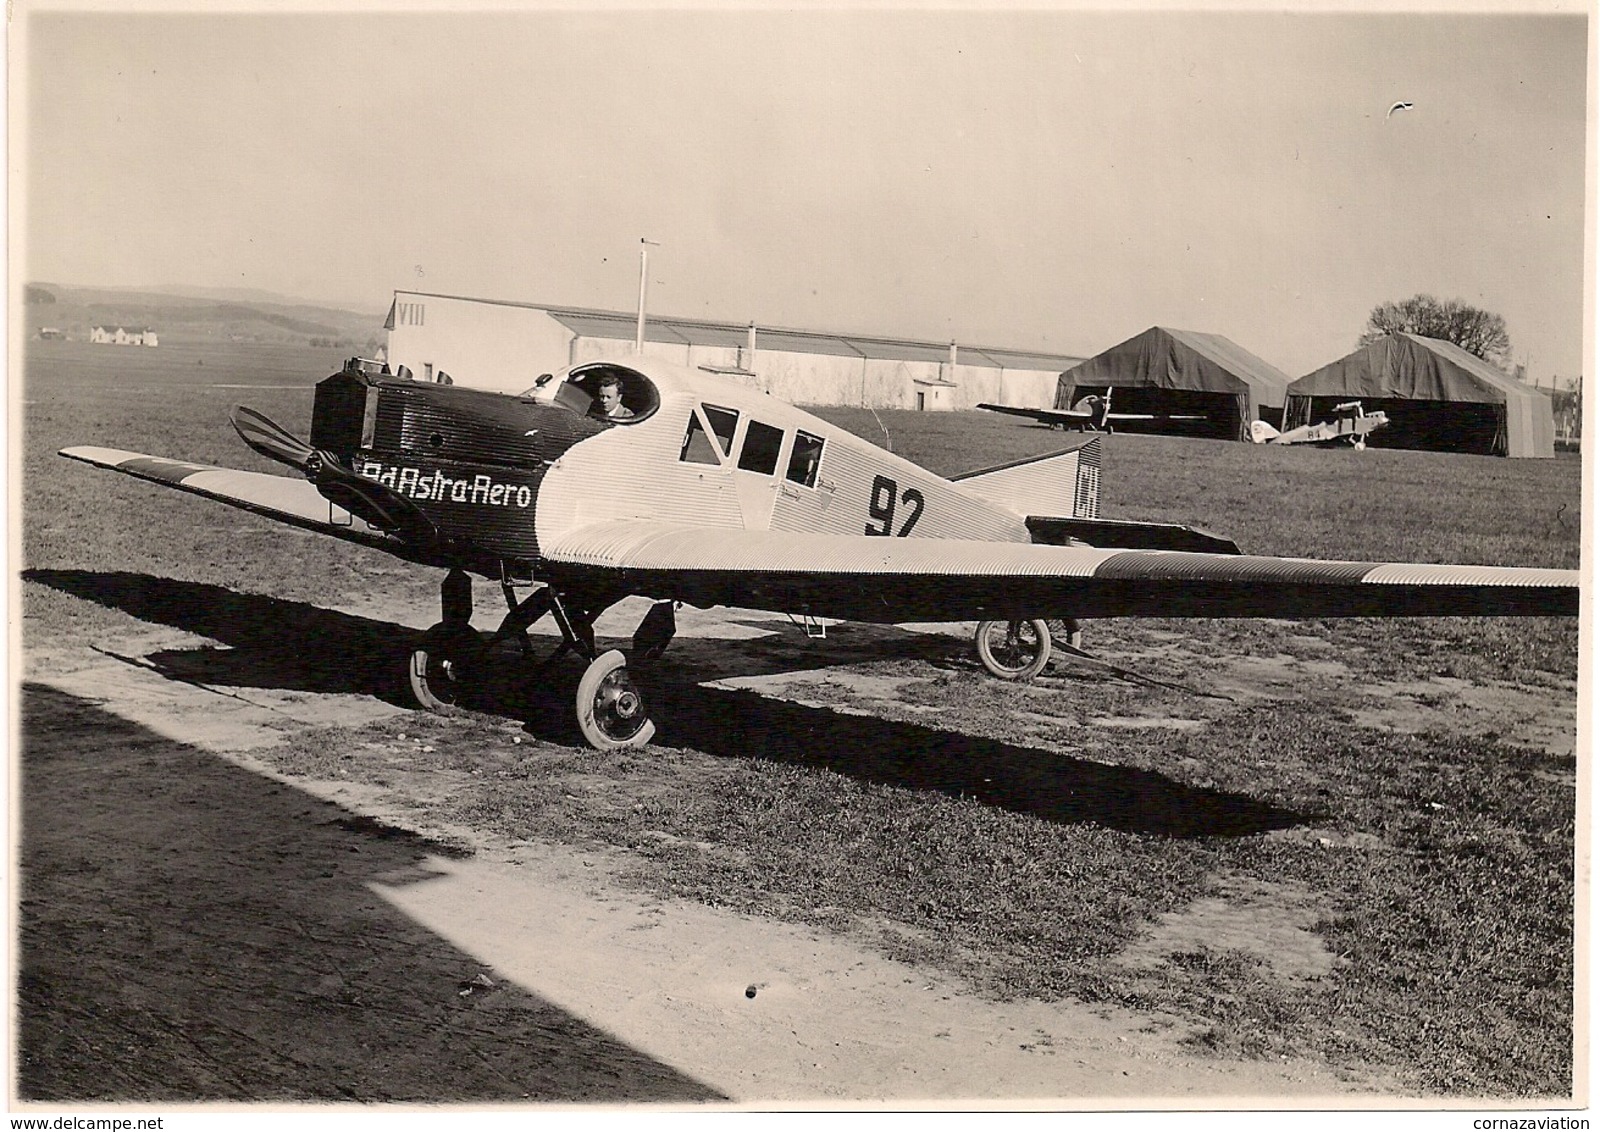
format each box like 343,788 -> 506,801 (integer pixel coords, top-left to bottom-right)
408,623 -> 483,710
975,619 -> 1053,680
576,649 -> 656,750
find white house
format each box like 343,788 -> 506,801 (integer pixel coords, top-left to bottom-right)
90,326 -> 158,347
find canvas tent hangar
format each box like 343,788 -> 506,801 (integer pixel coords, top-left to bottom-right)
1284,333 -> 1555,458
1055,326 -> 1291,441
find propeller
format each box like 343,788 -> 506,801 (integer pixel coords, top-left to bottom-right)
231,405 -> 315,472
229,404 -> 441,551
304,452 -> 441,550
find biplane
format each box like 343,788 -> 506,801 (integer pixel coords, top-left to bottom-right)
62,355 -> 1577,749
979,388 -> 1206,432
1252,401 -> 1390,449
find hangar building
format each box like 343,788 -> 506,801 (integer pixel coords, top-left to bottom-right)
1284,333 -> 1555,459
384,290 -> 1081,411
1055,326 -> 1291,442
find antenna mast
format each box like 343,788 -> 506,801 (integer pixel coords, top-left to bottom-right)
635,238 -> 660,353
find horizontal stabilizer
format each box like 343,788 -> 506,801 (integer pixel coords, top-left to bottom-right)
1026,516 -> 1241,555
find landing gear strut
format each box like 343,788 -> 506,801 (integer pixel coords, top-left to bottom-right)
405,569 -> 676,750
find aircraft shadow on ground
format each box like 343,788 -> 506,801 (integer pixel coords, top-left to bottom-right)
27,568 -> 419,703
24,569 -> 959,701
651,682 -> 1310,838
26,568 -> 1311,839
16,681 -> 724,1104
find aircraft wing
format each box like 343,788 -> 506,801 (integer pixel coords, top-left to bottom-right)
977,403 -> 1088,427
59,446 -> 426,562
542,520 -> 1577,623
978,403 -> 1205,426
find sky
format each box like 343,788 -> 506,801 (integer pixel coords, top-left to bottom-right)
13,2 -> 1592,383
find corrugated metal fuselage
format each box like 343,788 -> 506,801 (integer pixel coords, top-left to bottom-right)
535,389 -> 1032,552
322,359 -> 1036,578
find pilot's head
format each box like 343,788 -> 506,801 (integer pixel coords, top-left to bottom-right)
596,373 -> 625,415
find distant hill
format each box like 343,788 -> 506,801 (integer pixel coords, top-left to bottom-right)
23,283 -> 389,348
155,283 -> 374,307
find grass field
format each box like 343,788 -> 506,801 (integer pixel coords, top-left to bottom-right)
18,340 -> 1583,1098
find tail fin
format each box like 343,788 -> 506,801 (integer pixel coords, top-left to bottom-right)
952,436 -> 1101,518
957,434 -> 1239,552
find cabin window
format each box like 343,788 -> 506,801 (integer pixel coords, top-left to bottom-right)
680,413 -> 721,465
702,404 -> 739,456
680,404 -> 741,466
738,420 -> 785,475
786,430 -> 825,488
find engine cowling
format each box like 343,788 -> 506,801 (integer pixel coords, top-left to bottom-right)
309,362 -> 608,564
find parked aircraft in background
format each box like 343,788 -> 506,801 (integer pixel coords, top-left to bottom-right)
63,356 -> 1576,749
979,389 -> 1206,432
1253,401 -> 1390,449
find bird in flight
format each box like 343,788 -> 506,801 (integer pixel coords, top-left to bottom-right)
1386,101 -> 1415,119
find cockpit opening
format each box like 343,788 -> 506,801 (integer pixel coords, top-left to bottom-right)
528,363 -> 660,425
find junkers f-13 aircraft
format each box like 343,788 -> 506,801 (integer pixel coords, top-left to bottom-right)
62,355 -> 1577,749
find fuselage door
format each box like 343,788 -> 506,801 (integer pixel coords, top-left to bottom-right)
770,427 -> 835,533
730,417 -> 787,530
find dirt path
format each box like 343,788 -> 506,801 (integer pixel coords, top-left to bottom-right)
370,847 -> 1365,1103
17,617 -> 1413,1106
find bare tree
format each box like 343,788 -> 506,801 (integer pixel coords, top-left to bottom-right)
1360,293 -> 1512,366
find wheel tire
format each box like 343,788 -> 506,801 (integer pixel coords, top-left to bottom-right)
408,623 -> 483,711
975,619 -> 1052,680
576,649 -> 657,750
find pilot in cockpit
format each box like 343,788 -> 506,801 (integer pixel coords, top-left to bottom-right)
591,372 -> 636,421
